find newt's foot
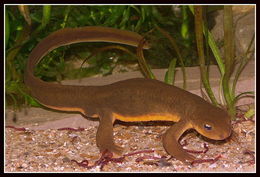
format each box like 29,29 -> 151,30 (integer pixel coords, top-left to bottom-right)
175,153 -> 196,164
162,130 -> 196,164
99,143 -> 124,155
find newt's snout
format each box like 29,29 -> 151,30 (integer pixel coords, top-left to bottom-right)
215,127 -> 232,140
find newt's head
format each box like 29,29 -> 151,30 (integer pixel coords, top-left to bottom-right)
191,105 -> 232,140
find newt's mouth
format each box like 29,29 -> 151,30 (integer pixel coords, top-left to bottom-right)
214,128 -> 232,140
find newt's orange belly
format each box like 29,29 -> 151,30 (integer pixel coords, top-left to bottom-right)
43,104 -> 88,115
42,104 -> 180,122
113,112 -> 180,122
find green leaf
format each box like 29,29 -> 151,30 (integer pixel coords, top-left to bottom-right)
5,10 -> 10,46
104,6 -> 126,27
233,91 -> 254,105
119,7 -> 130,29
244,109 -> 255,119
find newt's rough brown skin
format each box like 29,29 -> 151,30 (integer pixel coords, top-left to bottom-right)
24,26 -> 232,163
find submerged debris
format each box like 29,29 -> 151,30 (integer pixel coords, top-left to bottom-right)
5,106 -> 255,172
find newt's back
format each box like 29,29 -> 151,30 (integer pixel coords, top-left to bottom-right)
90,78 -> 206,122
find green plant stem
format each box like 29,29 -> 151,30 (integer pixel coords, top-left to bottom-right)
33,5 -> 51,35
164,58 -> 177,85
233,91 -> 254,106
194,6 -> 218,106
181,6 -> 189,41
189,6 -> 225,76
79,44 -> 155,80
61,6 -> 71,28
231,34 -> 255,98
223,5 -> 236,117
136,38 -> 155,79
155,25 -> 186,89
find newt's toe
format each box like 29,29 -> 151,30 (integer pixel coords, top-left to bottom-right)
99,143 -> 124,155
176,153 -> 196,164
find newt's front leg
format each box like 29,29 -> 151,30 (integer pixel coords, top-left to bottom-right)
96,110 -> 124,155
162,120 -> 195,163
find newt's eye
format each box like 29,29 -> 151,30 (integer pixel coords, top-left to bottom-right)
204,124 -> 212,131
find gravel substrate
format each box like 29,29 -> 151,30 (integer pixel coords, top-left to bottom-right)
5,106 -> 255,172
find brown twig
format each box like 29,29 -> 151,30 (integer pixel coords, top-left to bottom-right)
5,125 -> 27,131
57,127 -> 85,131
71,149 -> 156,170
191,154 -> 222,166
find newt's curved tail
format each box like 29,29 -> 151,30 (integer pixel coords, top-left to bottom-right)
24,26 -> 149,108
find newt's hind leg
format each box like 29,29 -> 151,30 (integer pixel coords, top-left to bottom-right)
96,110 -> 123,155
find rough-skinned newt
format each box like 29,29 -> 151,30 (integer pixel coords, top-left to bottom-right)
24,26 -> 232,163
